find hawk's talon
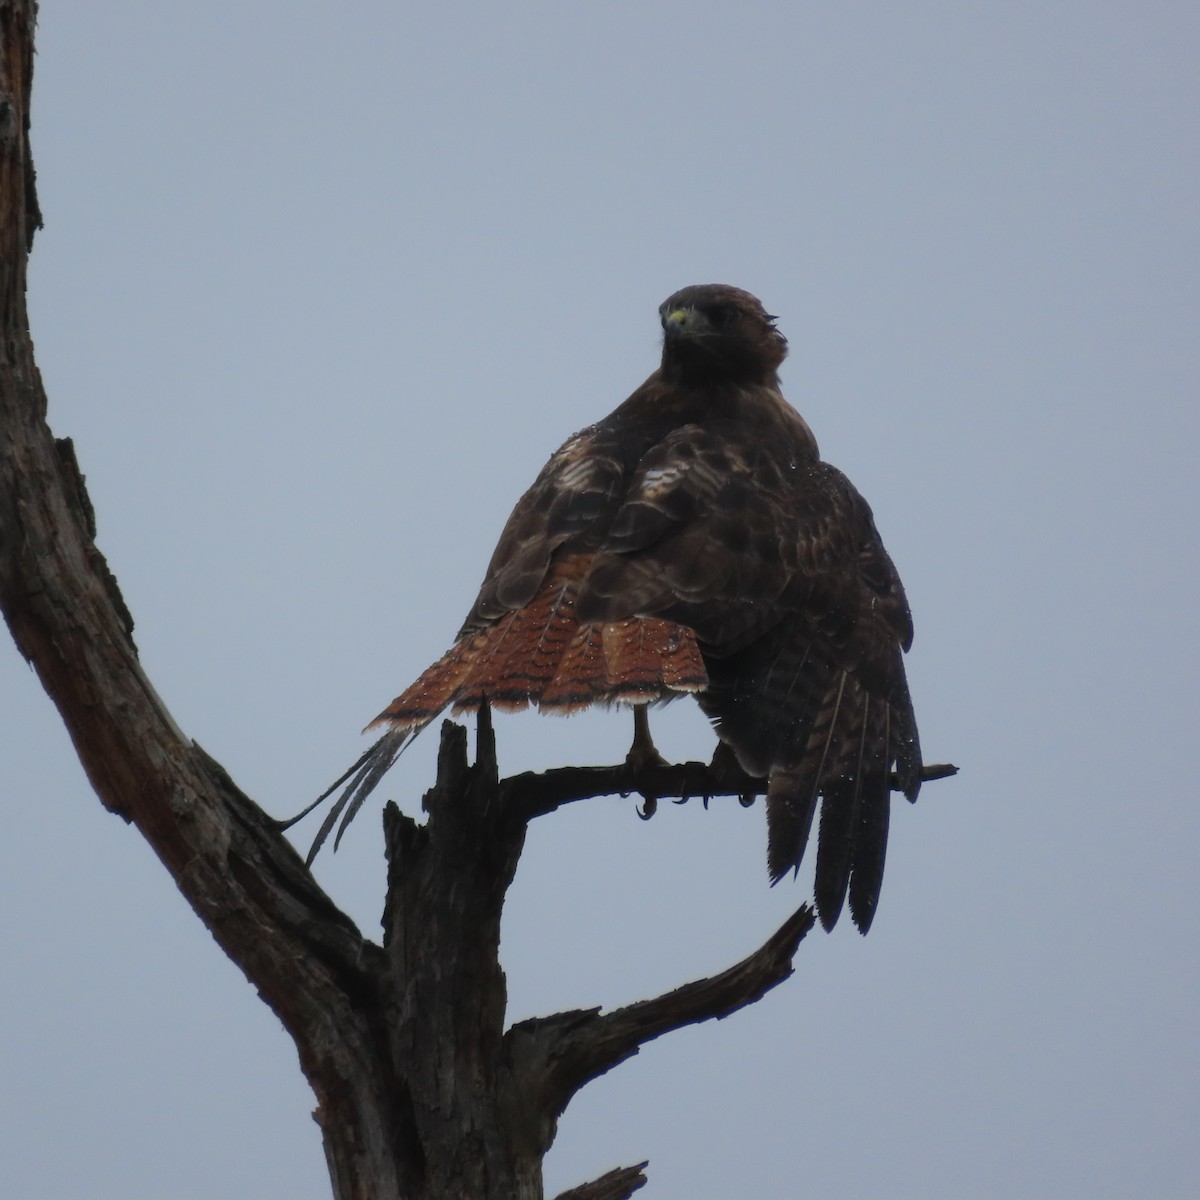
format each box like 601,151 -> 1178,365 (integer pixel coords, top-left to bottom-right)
626,704 -> 668,819
708,741 -> 762,807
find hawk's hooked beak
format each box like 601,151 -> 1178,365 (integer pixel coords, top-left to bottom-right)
662,306 -> 709,339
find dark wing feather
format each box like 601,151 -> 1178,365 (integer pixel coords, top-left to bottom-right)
847,700 -> 892,931
572,419 -> 920,933
468,430 -> 629,628
576,421 -> 797,640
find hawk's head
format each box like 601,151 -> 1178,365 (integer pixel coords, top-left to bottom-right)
658,284 -> 788,386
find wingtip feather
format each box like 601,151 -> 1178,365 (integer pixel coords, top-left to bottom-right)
295,727 -> 414,866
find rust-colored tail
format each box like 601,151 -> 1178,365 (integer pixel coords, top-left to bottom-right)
291,562 -> 707,863
370,565 -> 707,732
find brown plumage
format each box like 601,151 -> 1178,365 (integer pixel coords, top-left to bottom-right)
298,284 -> 923,933
374,555 -> 708,722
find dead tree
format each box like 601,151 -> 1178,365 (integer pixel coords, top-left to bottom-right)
0,9 -> 951,1196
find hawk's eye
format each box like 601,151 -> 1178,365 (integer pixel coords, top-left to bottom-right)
707,304 -> 736,330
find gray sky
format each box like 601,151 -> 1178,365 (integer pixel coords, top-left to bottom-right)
3,3 -> 1197,1197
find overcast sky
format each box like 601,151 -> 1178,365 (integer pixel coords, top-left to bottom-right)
3,3 -> 1197,1198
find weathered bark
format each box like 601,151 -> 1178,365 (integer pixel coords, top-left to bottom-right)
552,1162 -> 648,1200
373,710 -> 817,1197
0,9 -> 825,1194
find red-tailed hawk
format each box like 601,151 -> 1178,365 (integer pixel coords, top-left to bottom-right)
300,284 -> 923,932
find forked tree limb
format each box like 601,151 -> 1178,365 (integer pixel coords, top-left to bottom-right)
506,902 -> 816,1123
378,712 -> 820,1193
